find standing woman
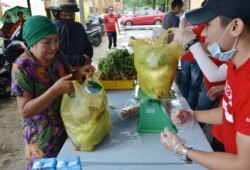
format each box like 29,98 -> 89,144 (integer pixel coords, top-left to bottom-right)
104,6 -> 120,50
11,15 -> 93,169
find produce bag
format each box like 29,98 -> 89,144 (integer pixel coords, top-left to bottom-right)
61,76 -> 112,151
134,30 -> 183,99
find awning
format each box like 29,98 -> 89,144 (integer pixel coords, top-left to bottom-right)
0,1 -> 10,7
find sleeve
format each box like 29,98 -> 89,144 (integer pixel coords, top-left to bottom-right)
235,81 -> 250,135
81,26 -> 93,58
178,14 -> 188,29
64,54 -> 86,66
11,63 -> 34,97
189,42 -> 227,82
56,50 -> 72,74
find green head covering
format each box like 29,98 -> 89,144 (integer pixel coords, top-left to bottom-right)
22,15 -> 58,47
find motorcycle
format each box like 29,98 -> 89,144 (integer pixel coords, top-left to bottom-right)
0,25 -> 26,97
86,27 -> 102,47
86,17 -> 105,36
0,53 -> 11,97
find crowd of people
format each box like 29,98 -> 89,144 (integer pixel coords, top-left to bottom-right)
3,0 -> 250,169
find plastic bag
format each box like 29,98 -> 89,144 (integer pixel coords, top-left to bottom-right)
134,30 -> 183,99
61,76 -> 112,152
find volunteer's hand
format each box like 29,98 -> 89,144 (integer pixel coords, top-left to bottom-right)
172,28 -> 196,47
207,84 -> 225,101
160,128 -> 184,154
171,109 -> 193,125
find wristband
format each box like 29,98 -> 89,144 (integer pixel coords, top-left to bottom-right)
185,39 -> 198,51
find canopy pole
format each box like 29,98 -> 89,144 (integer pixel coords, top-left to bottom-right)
79,0 -> 85,26
27,0 -> 32,15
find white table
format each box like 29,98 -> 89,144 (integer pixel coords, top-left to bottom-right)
58,89 -> 212,170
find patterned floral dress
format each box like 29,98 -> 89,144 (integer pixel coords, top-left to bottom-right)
11,50 -> 70,170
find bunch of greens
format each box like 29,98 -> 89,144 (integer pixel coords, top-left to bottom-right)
98,48 -> 137,80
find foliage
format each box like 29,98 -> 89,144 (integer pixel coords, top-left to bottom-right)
123,0 -> 173,12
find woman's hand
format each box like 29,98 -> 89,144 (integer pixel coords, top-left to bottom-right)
51,74 -> 74,96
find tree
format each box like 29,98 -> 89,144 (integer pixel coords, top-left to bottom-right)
123,0 -> 144,12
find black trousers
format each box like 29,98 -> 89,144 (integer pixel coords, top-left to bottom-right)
107,32 -> 117,49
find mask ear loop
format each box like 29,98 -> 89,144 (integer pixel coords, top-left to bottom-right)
218,22 -> 233,44
231,36 -> 239,49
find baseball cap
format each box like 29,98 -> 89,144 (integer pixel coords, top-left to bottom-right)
185,0 -> 250,25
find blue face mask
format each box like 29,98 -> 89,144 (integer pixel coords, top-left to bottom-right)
208,22 -> 238,61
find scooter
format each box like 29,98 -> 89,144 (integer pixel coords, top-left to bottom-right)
86,17 -> 105,36
0,26 -> 26,97
86,27 -> 102,47
0,53 -> 11,97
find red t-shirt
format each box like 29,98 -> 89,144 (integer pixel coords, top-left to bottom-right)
104,13 -> 118,32
221,58 -> 250,153
181,24 -> 205,62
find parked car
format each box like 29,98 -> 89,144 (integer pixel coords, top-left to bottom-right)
120,10 -> 165,26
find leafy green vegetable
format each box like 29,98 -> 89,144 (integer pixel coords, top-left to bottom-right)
98,48 -> 137,80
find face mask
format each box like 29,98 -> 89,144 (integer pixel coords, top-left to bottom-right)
208,22 -> 238,61
5,19 -> 12,23
109,9 -> 114,14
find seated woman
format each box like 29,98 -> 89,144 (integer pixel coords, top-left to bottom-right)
11,15 -> 94,170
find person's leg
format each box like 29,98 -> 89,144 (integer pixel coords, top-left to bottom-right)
107,32 -> 113,49
112,32 -> 117,47
177,60 -> 191,102
187,62 -> 203,110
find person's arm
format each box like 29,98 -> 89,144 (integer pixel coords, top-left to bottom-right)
207,84 -> 225,101
186,132 -> 250,170
178,14 -> 188,29
189,42 -> 227,82
16,74 -> 74,118
193,107 -> 223,125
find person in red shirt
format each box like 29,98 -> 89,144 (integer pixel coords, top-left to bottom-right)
0,15 -> 16,38
14,11 -> 26,29
160,0 -> 250,169
104,6 -> 120,49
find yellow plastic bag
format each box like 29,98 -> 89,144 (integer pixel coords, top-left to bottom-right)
61,76 -> 112,152
134,30 -> 183,99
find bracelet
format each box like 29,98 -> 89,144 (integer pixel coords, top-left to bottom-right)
185,39 -> 198,51
180,144 -> 193,164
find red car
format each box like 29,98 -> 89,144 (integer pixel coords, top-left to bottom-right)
120,10 -> 165,26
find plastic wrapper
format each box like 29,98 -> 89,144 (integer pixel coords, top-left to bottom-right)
61,76 -> 112,152
134,30 -> 183,99
120,103 -> 140,119
161,97 -> 194,131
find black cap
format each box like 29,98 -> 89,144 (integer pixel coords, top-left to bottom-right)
185,0 -> 250,25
